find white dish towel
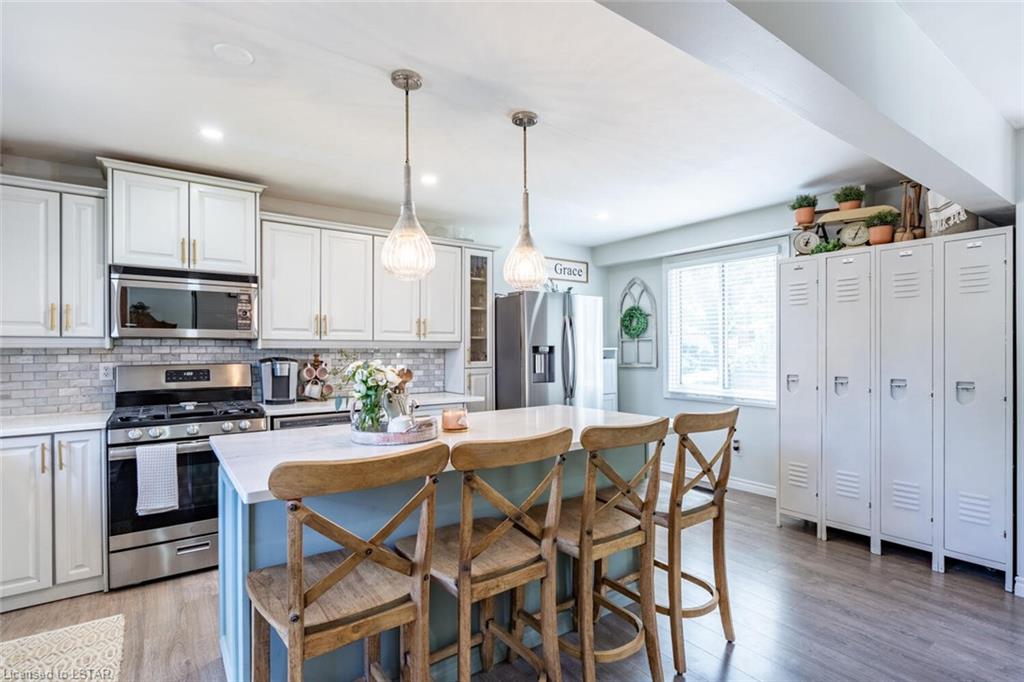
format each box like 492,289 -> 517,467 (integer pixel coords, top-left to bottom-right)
135,443 -> 179,516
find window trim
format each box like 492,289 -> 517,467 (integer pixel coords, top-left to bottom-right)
661,237 -> 787,407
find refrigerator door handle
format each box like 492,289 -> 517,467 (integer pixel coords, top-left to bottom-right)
567,315 -> 577,401
561,314 -> 571,403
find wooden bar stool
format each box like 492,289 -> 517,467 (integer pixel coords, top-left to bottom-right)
525,418 -> 668,682
396,428 -> 572,682
659,408 -> 739,674
246,441 -> 449,682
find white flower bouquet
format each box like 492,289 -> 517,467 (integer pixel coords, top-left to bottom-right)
341,360 -> 406,432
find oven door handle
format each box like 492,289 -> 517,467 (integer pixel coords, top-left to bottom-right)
108,439 -> 211,461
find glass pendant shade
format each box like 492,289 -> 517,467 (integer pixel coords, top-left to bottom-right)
503,111 -> 546,291
503,192 -> 547,290
382,162 -> 435,281
383,69 -> 435,281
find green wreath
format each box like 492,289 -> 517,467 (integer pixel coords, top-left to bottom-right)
620,305 -> 649,339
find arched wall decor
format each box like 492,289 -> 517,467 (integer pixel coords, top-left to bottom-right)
618,277 -> 658,368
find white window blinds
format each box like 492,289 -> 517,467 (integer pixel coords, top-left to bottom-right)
665,245 -> 778,403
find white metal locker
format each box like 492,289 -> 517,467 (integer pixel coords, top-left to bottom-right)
824,251 -> 872,531
777,259 -> 820,519
943,233 -> 1007,565
878,244 -> 933,545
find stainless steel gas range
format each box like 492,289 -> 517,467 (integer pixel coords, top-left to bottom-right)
106,363 -> 266,588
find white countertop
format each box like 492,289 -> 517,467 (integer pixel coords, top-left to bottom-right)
212,405 -> 662,504
1,411 -> 111,438
260,391 -> 483,417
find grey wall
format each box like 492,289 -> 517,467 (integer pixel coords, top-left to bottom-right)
0,341 -> 445,416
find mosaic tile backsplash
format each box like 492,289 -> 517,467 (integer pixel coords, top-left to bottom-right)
0,340 -> 446,417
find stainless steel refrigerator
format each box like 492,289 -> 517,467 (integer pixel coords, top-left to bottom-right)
495,291 -> 604,409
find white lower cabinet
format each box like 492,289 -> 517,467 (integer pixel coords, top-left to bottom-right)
0,435 -> 53,598
466,368 -> 494,412
53,431 -> 104,584
0,430 -> 105,611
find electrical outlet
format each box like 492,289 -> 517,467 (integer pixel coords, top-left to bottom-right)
98,363 -> 115,382
732,438 -> 741,454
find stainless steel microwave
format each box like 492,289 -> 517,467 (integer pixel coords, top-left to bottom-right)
110,266 -> 258,339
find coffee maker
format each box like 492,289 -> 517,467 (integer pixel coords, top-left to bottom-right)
259,357 -> 299,404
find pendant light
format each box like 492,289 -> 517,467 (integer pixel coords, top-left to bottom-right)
503,111 -> 548,291
381,69 -> 436,281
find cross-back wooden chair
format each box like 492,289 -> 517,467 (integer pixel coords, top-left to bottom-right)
246,441 -> 449,682
659,407 -> 739,675
396,427 -> 572,682
526,417 -> 668,682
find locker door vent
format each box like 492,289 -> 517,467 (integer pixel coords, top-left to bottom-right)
833,276 -> 861,303
787,462 -> 809,489
956,491 -> 992,526
891,272 -> 921,299
835,470 -> 861,499
787,281 -> 810,306
891,480 -> 921,511
956,264 -> 991,295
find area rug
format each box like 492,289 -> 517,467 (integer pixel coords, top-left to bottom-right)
0,614 -> 124,681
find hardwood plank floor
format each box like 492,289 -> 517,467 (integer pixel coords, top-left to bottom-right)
2,488 -> 1020,681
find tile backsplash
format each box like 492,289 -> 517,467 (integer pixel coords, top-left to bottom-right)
0,340 -> 446,417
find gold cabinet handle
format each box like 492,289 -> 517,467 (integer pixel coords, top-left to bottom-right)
58,441 -> 65,470
415,318 -> 422,338
64,304 -> 71,331
321,314 -> 328,334
192,239 -> 198,267
314,313 -> 320,336
49,303 -> 57,331
180,238 -> 187,266
422,318 -> 427,337
40,442 -> 47,474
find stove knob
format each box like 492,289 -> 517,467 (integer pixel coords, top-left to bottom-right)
148,427 -> 165,439
238,420 -> 251,431
186,424 -> 201,436
127,428 -> 143,441
220,422 -> 234,433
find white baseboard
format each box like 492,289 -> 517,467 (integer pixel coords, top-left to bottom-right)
1015,576 -> 1024,598
683,466 -> 776,498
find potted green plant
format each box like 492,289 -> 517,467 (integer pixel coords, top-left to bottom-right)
789,194 -> 818,225
833,185 -> 865,211
864,209 -> 901,245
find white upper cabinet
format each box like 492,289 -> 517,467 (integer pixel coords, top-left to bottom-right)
112,170 -> 189,269
60,194 -> 105,338
261,222 -> 320,341
0,186 -> 61,337
321,231 -> 373,341
0,435 -> 53,599
421,244 -> 462,342
373,236 -> 422,342
189,183 -> 257,274
53,431 -> 103,585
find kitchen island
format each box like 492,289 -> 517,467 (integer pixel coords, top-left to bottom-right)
213,405 -> 660,682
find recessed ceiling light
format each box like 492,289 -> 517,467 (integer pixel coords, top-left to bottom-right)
212,43 -> 255,66
199,127 -> 224,142
420,173 -> 438,186
595,210 -> 610,221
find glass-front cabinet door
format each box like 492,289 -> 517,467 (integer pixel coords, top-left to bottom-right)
465,249 -> 493,367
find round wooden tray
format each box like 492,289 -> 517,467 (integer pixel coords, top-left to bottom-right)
350,418 -> 438,446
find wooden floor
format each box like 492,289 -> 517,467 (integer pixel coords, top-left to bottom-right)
2,488 -> 1021,681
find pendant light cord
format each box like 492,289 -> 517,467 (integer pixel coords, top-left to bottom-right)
404,87 -> 410,164
522,124 -> 528,191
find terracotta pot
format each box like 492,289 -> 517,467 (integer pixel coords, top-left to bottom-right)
794,206 -> 816,225
838,200 -> 863,211
868,224 -> 895,245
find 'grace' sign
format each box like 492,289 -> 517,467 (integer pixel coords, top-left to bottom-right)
546,257 -> 589,283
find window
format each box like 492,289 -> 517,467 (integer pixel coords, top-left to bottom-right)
664,241 -> 781,404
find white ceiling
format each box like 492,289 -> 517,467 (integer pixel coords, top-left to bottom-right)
900,1 -> 1024,129
1,1 -> 901,247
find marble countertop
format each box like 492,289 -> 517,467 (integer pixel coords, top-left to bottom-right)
212,405 -> 662,504
1,411 -> 112,438
260,391 -> 483,417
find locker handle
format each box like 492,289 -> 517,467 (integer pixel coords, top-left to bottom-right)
889,378 -> 908,401
956,381 -> 975,391
966,241 -> 982,249
898,250 -> 913,257
834,376 -> 849,396
890,379 -> 907,388
785,374 -> 799,393
955,381 -> 976,406
841,257 -> 854,264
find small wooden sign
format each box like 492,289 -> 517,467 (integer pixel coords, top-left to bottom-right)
546,257 -> 589,283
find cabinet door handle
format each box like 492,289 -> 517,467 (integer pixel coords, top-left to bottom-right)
191,239 -> 198,266
58,441 -> 65,470
314,313 -> 320,336
64,304 -> 71,331
180,238 -> 187,266
49,303 -> 57,331
40,442 -> 47,474
321,314 -> 327,334
422,318 -> 427,337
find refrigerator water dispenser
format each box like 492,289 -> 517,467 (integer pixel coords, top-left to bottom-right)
531,346 -> 555,383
